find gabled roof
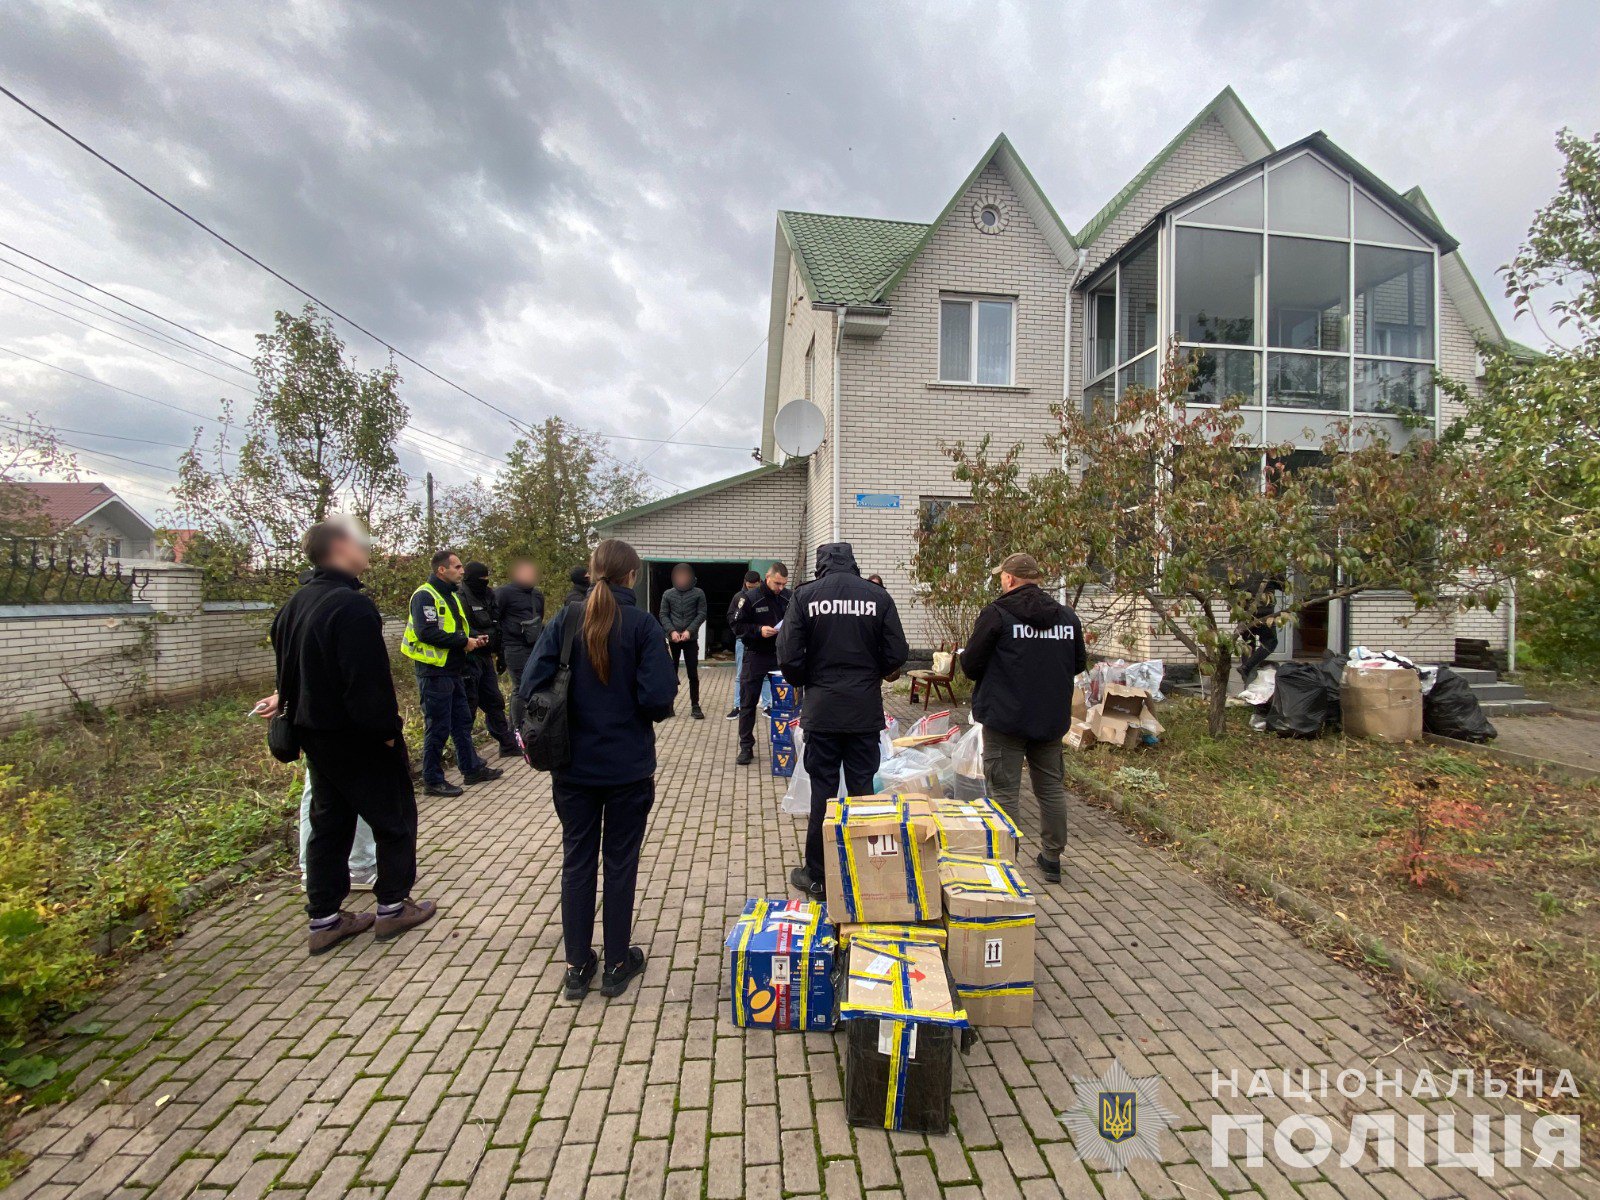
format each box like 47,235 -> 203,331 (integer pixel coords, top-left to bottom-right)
1076,86 -> 1275,249
776,133 -> 1077,308
595,462 -> 789,530
5,481 -> 155,534
1085,132 -> 1461,284
777,211 -> 928,306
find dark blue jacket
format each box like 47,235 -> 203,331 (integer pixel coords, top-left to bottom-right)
519,586 -> 678,787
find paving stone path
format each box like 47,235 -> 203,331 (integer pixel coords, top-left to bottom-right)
6,669 -> 1596,1198
1489,714 -> 1600,776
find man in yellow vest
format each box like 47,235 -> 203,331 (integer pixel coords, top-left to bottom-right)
404,549 -> 504,797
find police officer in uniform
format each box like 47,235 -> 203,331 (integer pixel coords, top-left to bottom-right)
959,552 -> 1085,883
460,561 -> 520,758
777,543 -> 908,897
403,550 -> 504,797
731,561 -> 789,765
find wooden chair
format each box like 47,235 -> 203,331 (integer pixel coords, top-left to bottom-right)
908,642 -> 957,708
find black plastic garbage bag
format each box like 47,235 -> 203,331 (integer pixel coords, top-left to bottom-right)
1316,650 -> 1347,730
1423,666 -> 1497,743
1264,661 -> 1332,738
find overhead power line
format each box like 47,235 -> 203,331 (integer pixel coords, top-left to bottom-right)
0,237 -> 252,362
637,334 -> 766,467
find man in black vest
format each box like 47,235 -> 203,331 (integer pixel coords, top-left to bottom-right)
959,553 -> 1086,883
731,562 -> 789,764
777,543 -> 909,898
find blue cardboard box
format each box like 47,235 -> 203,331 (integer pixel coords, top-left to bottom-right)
725,899 -> 836,1031
771,744 -> 797,776
767,672 -> 798,712
769,713 -> 800,742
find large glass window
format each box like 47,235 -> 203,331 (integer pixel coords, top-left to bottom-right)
939,296 -> 1014,385
1174,227 -> 1260,345
1157,151 -> 1439,430
1088,284 -> 1116,379
1267,237 -> 1348,351
1119,241 -> 1158,362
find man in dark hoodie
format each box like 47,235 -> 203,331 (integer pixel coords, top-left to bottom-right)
563,564 -> 591,607
959,552 -> 1085,883
495,559 -> 545,722
778,542 -> 909,898
658,563 -> 708,719
460,561 -> 520,758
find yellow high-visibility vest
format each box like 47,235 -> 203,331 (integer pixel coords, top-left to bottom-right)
401,581 -> 465,667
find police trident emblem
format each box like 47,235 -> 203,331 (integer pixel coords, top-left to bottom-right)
1060,1059 -> 1173,1172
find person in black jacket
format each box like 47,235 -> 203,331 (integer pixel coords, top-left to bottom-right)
520,538 -> 677,1000
495,558 -> 545,724
731,561 -> 789,765
658,563 -> 708,719
563,564 -> 591,607
725,570 -> 761,718
461,562 -> 520,758
959,552 -> 1086,883
778,542 -> 909,898
270,519 -> 435,955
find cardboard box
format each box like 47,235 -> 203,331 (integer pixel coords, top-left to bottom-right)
1064,720 -> 1095,751
771,745 -> 796,777
770,713 -> 800,743
1084,684 -> 1164,748
836,921 -> 947,950
724,899 -> 836,1031
930,797 -> 1021,861
823,796 -> 941,924
1072,685 -> 1087,722
766,671 -> 798,712
938,855 -> 1036,1027
839,938 -> 970,1132
1341,664 -> 1423,743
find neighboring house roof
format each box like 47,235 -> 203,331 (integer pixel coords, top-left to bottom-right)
1076,86 -> 1275,250
595,462 -> 789,530
6,481 -> 156,536
777,211 -> 928,306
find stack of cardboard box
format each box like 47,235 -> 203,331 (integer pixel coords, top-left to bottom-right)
937,854 -> 1036,1027
767,670 -> 798,776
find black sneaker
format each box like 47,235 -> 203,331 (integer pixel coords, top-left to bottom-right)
564,951 -> 598,1001
424,781 -> 464,797
1035,852 -> 1062,883
736,749 -> 754,766
463,765 -> 504,784
498,744 -> 521,759
789,866 -> 823,899
724,707 -> 738,720
691,705 -> 705,720
601,947 -> 646,998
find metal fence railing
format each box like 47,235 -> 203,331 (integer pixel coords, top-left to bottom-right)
0,538 -> 153,606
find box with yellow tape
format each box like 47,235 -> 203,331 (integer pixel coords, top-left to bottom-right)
930,797 -> 1021,861
836,921 -> 947,950
839,935 -> 972,1134
823,796 -> 941,925
938,853 -> 1037,1028
724,899 -> 837,1032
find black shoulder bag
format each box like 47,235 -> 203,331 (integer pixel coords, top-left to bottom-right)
518,603 -> 582,772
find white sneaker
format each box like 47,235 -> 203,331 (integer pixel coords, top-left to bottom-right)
350,870 -> 378,891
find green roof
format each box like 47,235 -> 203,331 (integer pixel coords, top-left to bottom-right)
594,462 -> 785,530
1076,86 -> 1274,248
777,211 -> 928,305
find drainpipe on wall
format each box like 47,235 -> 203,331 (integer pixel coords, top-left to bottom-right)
832,306 -> 844,542
1507,582 -> 1517,674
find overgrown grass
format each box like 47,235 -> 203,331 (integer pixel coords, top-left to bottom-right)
1068,699 -> 1600,1063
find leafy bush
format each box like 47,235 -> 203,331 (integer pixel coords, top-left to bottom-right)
1517,568 -> 1600,677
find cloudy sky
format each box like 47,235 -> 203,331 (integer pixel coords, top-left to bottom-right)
1,0 -> 1595,522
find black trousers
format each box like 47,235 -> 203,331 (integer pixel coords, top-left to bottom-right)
504,643 -> 533,729
552,775 -> 654,968
668,637 -> 700,706
737,646 -> 776,753
300,730 -> 418,918
463,653 -> 516,750
1239,624 -> 1279,680
803,730 -> 881,880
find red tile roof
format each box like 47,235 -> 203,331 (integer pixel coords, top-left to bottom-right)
7,481 -> 128,530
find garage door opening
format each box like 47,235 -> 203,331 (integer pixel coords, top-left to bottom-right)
645,560 -> 753,659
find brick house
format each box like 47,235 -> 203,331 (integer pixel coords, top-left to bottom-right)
5,480 -> 159,559
598,88 -> 1522,662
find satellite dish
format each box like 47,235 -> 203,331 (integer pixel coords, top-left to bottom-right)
773,399 -> 825,458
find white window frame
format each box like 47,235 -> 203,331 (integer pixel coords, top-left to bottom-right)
1157,149 -> 1441,440
938,294 -> 1016,386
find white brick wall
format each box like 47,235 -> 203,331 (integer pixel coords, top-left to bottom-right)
601,463 -> 808,566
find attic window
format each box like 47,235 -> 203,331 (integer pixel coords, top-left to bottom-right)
971,196 -> 1010,236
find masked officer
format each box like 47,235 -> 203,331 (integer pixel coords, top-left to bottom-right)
402,550 -> 505,796
777,543 -> 908,897
495,558 -> 545,725
731,561 -> 789,764
460,561 -> 520,758
959,552 -> 1085,883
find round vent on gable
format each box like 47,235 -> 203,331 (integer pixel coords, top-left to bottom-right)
972,194 -> 1011,236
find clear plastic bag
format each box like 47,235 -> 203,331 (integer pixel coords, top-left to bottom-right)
784,726 -> 897,814
874,746 -> 950,796
906,710 -> 952,740
1123,660 -> 1166,700
1085,661 -> 1127,708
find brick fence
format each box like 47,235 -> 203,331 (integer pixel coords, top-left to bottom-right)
0,562 -> 279,731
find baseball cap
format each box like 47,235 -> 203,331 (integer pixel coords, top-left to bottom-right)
992,552 -> 1044,580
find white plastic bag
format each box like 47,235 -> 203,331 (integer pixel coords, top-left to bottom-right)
1123,660 -> 1166,700
1231,665 -> 1277,707
907,710 -> 952,740
784,726 -> 896,814
874,746 -> 950,796
950,723 -> 984,778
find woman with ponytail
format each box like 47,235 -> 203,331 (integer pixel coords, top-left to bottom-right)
520,538 -> 677,1000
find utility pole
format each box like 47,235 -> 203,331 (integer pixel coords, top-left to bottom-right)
425,471 -> 436,556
